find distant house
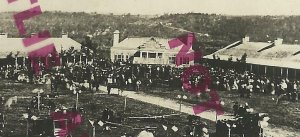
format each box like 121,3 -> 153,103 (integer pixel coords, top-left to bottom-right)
205,36 -> 300,79
110,30 -> 194,67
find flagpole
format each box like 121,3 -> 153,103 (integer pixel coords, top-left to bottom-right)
76,92 -> 79,110
15,56 -> 18,70
93,126 -> 95,137
124,96 -> 127,111
37,92 -> 40,111
26,118 -> 29,137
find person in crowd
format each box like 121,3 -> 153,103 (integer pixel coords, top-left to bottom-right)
83,80 -> 90,91
136,79 -> 141,91
296,81 -> 300,101
237,104 -> 247,116
246,82 -> 253,98
233,102 -> 239,116
137,127 -> 154,137
281,80 -> 287,95
127,77 -> 133,90
107,74 -> 113,94
2,47 -> 300,108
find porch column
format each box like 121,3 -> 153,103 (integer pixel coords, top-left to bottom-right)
60,56 -> 62,66
79,55 -> 82,64
23,57 -> 26,67
85,56 -> 88,64
264,66 -> 267,75
15,57 -> 18,69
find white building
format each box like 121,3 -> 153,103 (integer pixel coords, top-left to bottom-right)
0,33 -> 81,58
0,33 -> 82,67
110,30 -> 194,67
204,36 -> 300,79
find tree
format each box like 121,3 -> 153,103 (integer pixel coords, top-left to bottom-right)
5,52 -> 14,66
241,53 -> 247,63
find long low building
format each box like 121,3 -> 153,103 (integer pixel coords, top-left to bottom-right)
0,33 -> 82,67
204,36 -> 300,79
0,33 -> 81,58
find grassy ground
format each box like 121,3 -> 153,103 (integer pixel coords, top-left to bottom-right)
141,87 -> 300,132
0,79 -> 216,137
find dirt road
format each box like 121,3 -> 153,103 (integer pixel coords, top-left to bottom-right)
99,86 -> 300,137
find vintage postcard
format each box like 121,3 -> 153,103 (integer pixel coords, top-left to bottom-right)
0,0 -> 300,137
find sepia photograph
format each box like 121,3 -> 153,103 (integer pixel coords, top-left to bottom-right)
0,0 -> 300,136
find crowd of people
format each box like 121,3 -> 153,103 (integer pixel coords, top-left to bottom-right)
1,52 -> 300,136
1,56 -> 300,103
0,58 -> 184,95
208,65 -> 300,102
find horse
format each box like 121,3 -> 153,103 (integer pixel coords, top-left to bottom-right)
4,96 -> 18,109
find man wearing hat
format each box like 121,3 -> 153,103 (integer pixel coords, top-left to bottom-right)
137,126 -> 154,137
233,102 -> 239,116
107,74 -> 113,94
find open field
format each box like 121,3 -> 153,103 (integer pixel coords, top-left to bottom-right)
0,79 -> 215,137
1,79 -> 300,137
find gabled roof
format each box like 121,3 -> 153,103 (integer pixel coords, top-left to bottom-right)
217,41 -> 272,58
259,44 -> 300,59
0,37 -> 81,58
205,41 -> 300,69
111,37 -> 193,52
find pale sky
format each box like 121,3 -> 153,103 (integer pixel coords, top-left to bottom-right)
1,0 -> 300,15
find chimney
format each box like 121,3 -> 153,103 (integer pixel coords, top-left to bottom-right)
62,33 -> 68,38
31,33 -> 36,38
242,36 -> 250,43
274,38 -> 283,46
113,30 -> 120,46
0,33 -> 8,38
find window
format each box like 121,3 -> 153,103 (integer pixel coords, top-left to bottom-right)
114,55 -> 117,61
133,51 -> 141,57
158,53 -> 163,58
142,52 -> 147,58
183,57 -> 189,65
149,53 -> 156,58
169,57 -> 176,64
115,55 -> 123,61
